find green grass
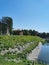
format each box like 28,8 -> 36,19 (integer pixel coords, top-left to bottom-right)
0,59 -> 47,65
0,35 -> 45,65
0,35 -> 45,57
0,35 -> 45,48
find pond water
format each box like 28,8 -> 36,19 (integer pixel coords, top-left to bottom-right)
38,43 -> 49,63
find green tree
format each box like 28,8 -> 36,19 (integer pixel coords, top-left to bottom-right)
41,32 -> 46,38
22,30 -> 29,35
32,30 -> 38,36
2,17 -> 13,34
29,29 -> 33,35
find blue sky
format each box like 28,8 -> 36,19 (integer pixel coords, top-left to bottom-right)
0,0 -> 49,32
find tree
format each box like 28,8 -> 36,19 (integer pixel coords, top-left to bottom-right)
29,29 -> 33,35
32,30 -> 38,36
46,33 -> 49,37
2,17 -> 13,34
41,32 -> 46,38
22,29 -> 29,35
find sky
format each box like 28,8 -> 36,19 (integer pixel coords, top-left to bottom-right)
0,0 -> 49,32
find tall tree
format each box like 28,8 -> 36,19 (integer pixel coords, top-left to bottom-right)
2,17 -> 13,34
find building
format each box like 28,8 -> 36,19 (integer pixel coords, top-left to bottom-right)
0,19 -> 9,35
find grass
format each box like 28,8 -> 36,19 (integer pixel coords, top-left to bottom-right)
0,57 -> 47,65
0,35 -> 45,48
0,59 -> 47,65
0,35 -> 45,65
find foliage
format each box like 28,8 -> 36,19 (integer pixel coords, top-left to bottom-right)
13,29 -> 49,39
2,17 -> 13,34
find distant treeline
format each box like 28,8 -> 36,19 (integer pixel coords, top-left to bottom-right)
13,29 -> 49,38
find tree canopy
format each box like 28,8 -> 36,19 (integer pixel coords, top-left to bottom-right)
2,17 -> 13,34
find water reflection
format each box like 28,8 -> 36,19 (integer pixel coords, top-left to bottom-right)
38,43 -> 49,63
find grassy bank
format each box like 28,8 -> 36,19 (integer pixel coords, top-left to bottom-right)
0,35 -> 45,47
0,59 -> 47,65
0,35 -> 45,65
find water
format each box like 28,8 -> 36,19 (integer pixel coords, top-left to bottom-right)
38,43 -> 49,63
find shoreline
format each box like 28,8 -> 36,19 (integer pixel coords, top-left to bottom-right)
27,42 -> 42,61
